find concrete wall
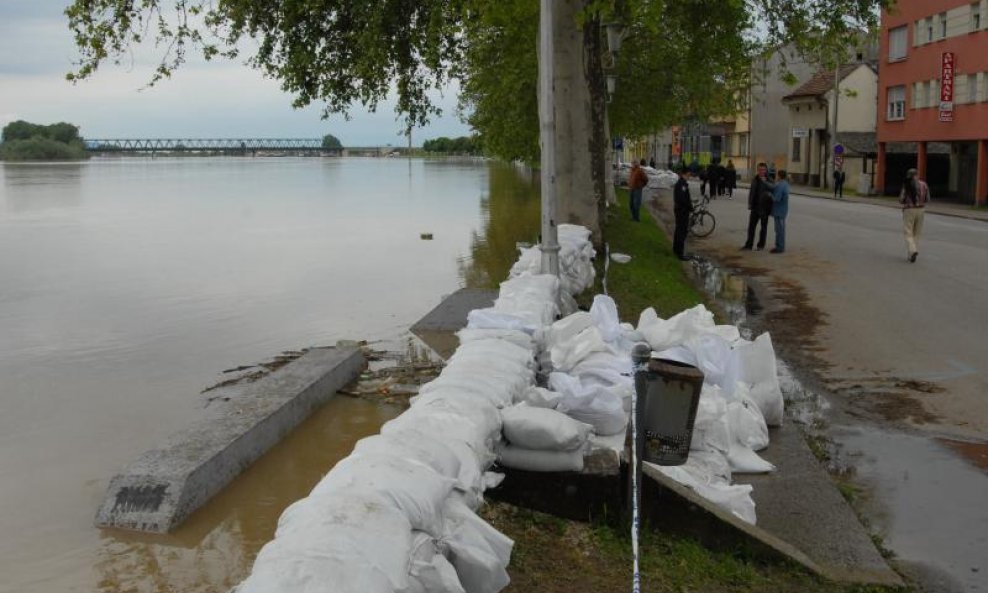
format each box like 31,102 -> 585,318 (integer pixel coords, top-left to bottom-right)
750,50 -> 818,177
835,66 -> 879,133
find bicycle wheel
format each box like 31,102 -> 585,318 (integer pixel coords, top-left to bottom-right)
690,211 -> 716,238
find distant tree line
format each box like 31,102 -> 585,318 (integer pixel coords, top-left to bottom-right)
0,121 -> 88,161
421,136 -> 481,155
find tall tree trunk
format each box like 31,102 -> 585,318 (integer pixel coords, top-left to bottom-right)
551,0 -> 604,244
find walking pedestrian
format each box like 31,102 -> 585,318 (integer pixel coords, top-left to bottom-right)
834,166 -> 846,198
649,157 -> 656,169
628,159 -> 649,222
770,170 -> 790,254
725,159 -> 737,199
899,168 -> 930,262
699,164 -> 709,198
741,163 -> 775,251
673,165 -> 693,261
709,159 -> 721,199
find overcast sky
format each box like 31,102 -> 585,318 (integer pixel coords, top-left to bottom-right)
0,0 -> 472,145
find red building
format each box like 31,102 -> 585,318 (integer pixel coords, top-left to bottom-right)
877,0 -> 988,204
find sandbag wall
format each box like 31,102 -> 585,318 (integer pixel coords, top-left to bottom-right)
235,269 -> 567,593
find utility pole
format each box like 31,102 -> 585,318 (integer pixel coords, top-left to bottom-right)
538,0 -> 560,276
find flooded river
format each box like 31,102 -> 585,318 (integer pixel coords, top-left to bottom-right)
0,156 -> 540,592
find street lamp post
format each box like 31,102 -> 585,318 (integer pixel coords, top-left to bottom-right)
538,0 -> 560,276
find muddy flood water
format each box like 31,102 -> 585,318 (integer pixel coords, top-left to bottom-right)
0,157 -> 540,593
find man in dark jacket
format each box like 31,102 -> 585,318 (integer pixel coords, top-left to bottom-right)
741,162 -> 776,251
673,166 -> 693,261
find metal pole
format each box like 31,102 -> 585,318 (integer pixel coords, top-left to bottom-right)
539,0 -> 560,276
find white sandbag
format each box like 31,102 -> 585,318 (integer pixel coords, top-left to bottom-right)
550,326 -> 610,372
497,443 -> 585,472
411,392 -> 504,439
456,328 -> 536,351
443,498 -> 514,593
452,339 -> 535,366
310,453 -> 455,536
569,351 -> 633,388
637,305 -> 716,351
407,532 -> 467,593
419,375 -> 515,407
382,426 -> 496,508
546,312 -> 594,351
590,294 -> 622,343
738,333 -> 784,426
436,366 -> 532,405
514,385 -> 562,409
466,308 -> 536,334
550,372 -> 628,436
686,333 -> 744,399
727,443 -> 776,474
501,404 -> 593,451
242,495 -> 414,593
690,385 -> 731,455
650,462 -> 757,525
382,409 -> 493,462
682,450 -> 732,485
445,353 -> 534,380
726,389 -> 770,451
352,433 -> 462,482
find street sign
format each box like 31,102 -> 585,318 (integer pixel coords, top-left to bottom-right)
792,127 -> 809,138
834,154 -> 844,168
834,143 -> 845,155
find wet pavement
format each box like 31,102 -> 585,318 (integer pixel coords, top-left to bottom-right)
685,251 -> 988,592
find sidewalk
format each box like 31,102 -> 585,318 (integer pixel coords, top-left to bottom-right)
736,181 -> 988,223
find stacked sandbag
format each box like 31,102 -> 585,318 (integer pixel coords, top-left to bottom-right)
497,403 -> 593,472
508,224 -> 596,300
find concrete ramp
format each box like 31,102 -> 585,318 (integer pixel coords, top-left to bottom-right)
410,288 -> 497,359
96,347 -> 365,533
641,424 -> 903,587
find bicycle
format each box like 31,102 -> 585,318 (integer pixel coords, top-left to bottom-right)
689,194 -> 717,238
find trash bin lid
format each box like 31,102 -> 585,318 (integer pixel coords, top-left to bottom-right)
647,358 -> 704,383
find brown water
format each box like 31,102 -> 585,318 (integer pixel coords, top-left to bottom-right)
0,157 -> 540,592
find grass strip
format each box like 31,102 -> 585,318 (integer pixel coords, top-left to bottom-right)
597,188 -> 703,321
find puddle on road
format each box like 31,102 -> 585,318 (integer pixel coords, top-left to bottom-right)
835,427 -> 988,593
690,254 -> 988,593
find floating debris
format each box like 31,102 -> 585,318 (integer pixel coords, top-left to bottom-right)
420,233 -> 434,240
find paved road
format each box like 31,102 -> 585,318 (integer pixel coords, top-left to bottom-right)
688,188 -> 988,438
653,185 -> 988,592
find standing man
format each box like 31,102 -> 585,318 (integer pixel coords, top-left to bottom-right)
834,165 -> 846,198
673,165 -> 693,261
770,170 -> 790,254
741,162 -> 775,251
900,168 -> 930,262
628,159 -> 649,222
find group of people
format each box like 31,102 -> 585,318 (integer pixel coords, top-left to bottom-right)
740,162 -> 790,254
698,158 -> 737,199
632,156 -> 930,264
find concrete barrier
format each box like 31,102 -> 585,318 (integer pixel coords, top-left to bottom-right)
95,347 -> 365,533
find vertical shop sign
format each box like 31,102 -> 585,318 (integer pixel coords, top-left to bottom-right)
940,52 -> 955,122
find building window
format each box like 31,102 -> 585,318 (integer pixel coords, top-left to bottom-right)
970,74 -> 978,103
940,12 -> 948,38
973,3 -> 982,31
739,133 -> 749,157
792,137 -> 801,162
927,17 -> 934,42
887,85 -> 906,120
889,26 -> 908,60
923,81 -> 931,108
